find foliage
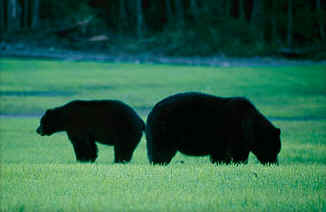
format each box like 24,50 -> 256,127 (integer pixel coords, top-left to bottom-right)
40,0 -> 92,23
149,18 -> 268,56
39,0 -> 106,36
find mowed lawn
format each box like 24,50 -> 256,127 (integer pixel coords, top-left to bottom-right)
0,58 -> 325,211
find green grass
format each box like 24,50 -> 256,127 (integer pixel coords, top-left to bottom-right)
1,58 -> 326,117
1,164 -> 325,212
0,58 -> 325,211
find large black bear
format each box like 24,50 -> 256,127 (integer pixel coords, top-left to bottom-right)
36,100 -> 145,163
146,92 -> 281,165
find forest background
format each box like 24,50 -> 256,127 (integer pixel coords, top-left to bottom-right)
0,0 -> 326,59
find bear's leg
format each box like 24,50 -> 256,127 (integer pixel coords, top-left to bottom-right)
146,135 -> 178,165
209,153 -> 231,165
225,124 -> 251,164
228,122 -> 252,164
68,134 -> 98,163
149,146 -> 178,165
146,128 -> 178,165
230,149 -> 250,164
208,139 -> 231,165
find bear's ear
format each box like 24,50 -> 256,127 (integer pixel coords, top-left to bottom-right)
44,109 -> 54,116
46,109 -> 53,113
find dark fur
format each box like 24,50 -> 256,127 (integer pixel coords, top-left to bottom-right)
146,92 -> 281,165
37,100 -> 145,163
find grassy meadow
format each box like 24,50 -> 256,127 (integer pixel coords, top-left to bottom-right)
0,58 -> 325,211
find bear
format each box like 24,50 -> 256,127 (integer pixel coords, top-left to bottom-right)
145,92 -> 281,165
36,100 -> 145,163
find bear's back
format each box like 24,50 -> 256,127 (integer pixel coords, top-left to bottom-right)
61,100 -> 144,132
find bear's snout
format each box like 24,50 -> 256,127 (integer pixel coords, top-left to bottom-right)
36,126 -> 45,136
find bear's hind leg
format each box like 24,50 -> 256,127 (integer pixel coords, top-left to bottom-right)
209,153 -> 231,165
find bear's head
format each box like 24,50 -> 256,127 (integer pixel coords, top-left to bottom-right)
253,127 -> 281,165
36,109 -> 64,136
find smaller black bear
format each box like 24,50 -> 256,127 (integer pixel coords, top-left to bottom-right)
146,92 -> 281,165
36,100 -> 145,163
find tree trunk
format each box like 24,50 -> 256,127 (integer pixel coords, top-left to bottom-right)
271,0 -> 278,42
0,0 -> 5,33
317,0 -> 325,40
31,0 -> 39,29
287,0 -> 293,48
165,0 -> 173,23
264,0 -> 278,43
225,0 -> 231,17
22,0 -> 29,28
136,0 -> 143,38
7,0 -> 21,32
119,0 -> 128,31
174,0 -> 184,27
190,0 -> 199,22
238,0 -> 245,20
251,0 -> 264,41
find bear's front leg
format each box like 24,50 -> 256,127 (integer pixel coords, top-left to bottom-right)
67,133 -> 98,163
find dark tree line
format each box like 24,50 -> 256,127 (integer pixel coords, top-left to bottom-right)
1,0 -> 325,56
88,0 -> 325,44
0,0 -> 39,33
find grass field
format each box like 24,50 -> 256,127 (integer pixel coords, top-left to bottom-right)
0,58 -> 325,211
